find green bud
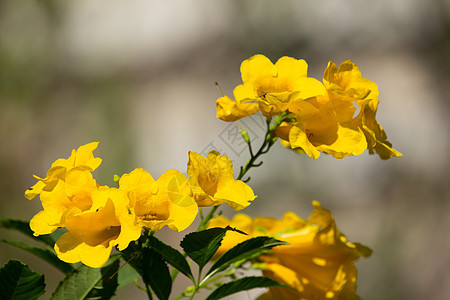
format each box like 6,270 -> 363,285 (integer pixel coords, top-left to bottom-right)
113,174 -> 121,186
240,127 -> 250,144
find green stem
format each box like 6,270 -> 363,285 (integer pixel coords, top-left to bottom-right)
171,113 -> 287,296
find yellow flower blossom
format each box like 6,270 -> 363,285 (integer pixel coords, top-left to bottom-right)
283,60 -> 400,159
30,168 -> 98,236
216,55 -> 325,121
119,168 -> 198,232
54,187 -> 141,268
25,142 -> 102,200
360,98 -> 402,159
323,60 -> 402,159
216,96 -> 259,122
209,201 -> 372,300
323,60 -> 379,103
287,94 -> 367,159
187,151 -> 256,210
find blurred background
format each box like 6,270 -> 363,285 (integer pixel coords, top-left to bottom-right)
1,0 -> 449,299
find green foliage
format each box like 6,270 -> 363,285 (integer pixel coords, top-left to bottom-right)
206,236 -> 288,278
117,264 -> 140,288
51,255 -> 120,300
146,235 -> 193,280
0,218 -> 62,247
0,239 -> 74,274
180,226 -> 245,272
205,276 -> 287,300
0,259 -> 46,300
142,248 -> 172,300
85,259 -> 120,300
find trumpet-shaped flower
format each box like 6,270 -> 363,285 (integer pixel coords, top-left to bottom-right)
323,60 -> 378,103
216,55 -> 325,121
187,151 -> 256,210
209,201 -> 372,300
282,60 -> 401,159
119,168 -> 198,232
323,60 -> 401,159
54,187 -> 141,268
30,168 -> 99,236
25,142 -> 102,200
287,94 -> 367,159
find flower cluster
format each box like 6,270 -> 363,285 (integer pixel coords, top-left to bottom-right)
217,55 -> 401,159
16,54 -> 399,300
26,143 -> 255,267
209,201 -> 372,300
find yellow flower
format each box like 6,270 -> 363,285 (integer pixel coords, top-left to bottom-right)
287,94 -> 368,159
30,168 -> 98,236
323,60 -> 401,159
187,151 -> 256,210
216,96 -> 259,122
360,98 -> 402,159
54,187 -> 141,268
119,168 -> 198,232
25,142 -> 102,200
216,55 -> 325,121
285,60 -> 401,159
209,201 -> 372,300
323,60 -> 379,103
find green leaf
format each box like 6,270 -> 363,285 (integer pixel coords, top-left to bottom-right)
0,259 -> 46,300
147,235 -> 193,280
117,264 -> 140,288
85,259 -> 119,300
0,218 -> 62,247
180,226 -> 244,271
142,248 -> 172,300
51,255 -> 121,300
206,236 -> 287,277
205,276 -> 287,300
0,239 -> 75,274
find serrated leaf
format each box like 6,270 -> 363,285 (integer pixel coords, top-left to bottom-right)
1,239 -> 74,274
147,235 -> 193,280
205,276 -> 287,300
0,259 -> 46,300
180,226 -> 244,271
142,248 -> 172,300
51,255 -> 121,300
0,218 -> 62,247
206,236 -> 287,277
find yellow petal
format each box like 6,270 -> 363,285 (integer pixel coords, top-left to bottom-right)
240,54 -> 276,89
30,210 -> 62,236
289,125 -> 321,159
55,232 -> 113,268
24,180 -> 46,200
216,95 -> 259,122
215,180 -> 256,210
317,123 -> 367,159
159,169 -> 198,232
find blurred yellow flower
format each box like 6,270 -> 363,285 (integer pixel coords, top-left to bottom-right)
25,142 -> 102,200
187,151 -> 256,210
30,168 -> 98,236
54,187 -> 141,268
209,201 -> 372,300
216,54 -> 325,121
119,168 -> 198,232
